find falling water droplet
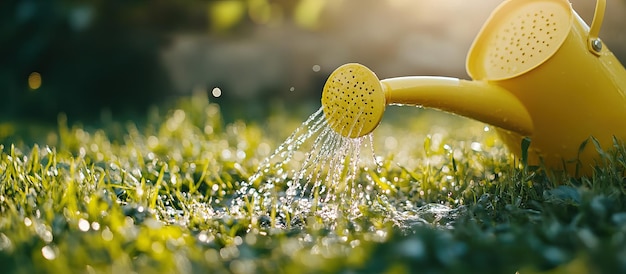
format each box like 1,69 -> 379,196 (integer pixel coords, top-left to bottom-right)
212,87 -> 222,98
222,105 -> 451,231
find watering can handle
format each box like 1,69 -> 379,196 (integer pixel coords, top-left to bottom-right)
587,0 -> 606,55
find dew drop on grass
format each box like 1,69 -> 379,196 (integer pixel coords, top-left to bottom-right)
41,245 -> 56,260
37,224 -> 53,243
78,218 -> 90,232
151,242 -> 164,254
24,217 -> 32,227
91,222 -> 100,231
101,227 -> 114,241
0,233 -> 13,251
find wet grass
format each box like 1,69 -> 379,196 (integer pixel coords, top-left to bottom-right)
1,92 -> 626,273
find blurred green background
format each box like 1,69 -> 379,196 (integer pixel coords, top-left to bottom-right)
2,0 -> 626,125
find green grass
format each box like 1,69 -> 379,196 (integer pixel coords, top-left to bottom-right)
1,92 -> 626,273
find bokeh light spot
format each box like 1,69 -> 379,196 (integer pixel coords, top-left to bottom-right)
78,218 -> 90,232
28,72 -> 42,90
41,245 -> 56,260
209,0 -> 245,31
212,87 -> 222,98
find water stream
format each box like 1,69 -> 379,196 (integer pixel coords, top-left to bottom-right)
228,107 -> 456,230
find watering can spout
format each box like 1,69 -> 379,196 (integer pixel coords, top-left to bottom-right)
381,77 -> 534,136
321,64 -> 533,138
322,0 -> 626,176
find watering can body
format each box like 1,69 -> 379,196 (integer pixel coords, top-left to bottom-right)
494,16 -> 626,173
469,0 -> 626,174
321,0 -> 626,176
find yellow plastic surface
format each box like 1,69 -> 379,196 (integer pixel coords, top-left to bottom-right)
587,0 -> 605,55
467,0 -> 573,81
321,63 -> 386,138
493,4 -> 626,175
320,0 -> 626,176
380,77 -> 533,136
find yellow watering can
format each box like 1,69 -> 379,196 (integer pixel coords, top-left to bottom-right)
321,0 -> 626,176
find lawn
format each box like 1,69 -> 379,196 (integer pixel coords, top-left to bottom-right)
1,91 -> 626,273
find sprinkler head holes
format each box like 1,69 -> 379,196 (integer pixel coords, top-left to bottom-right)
321,63 -> 386,138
